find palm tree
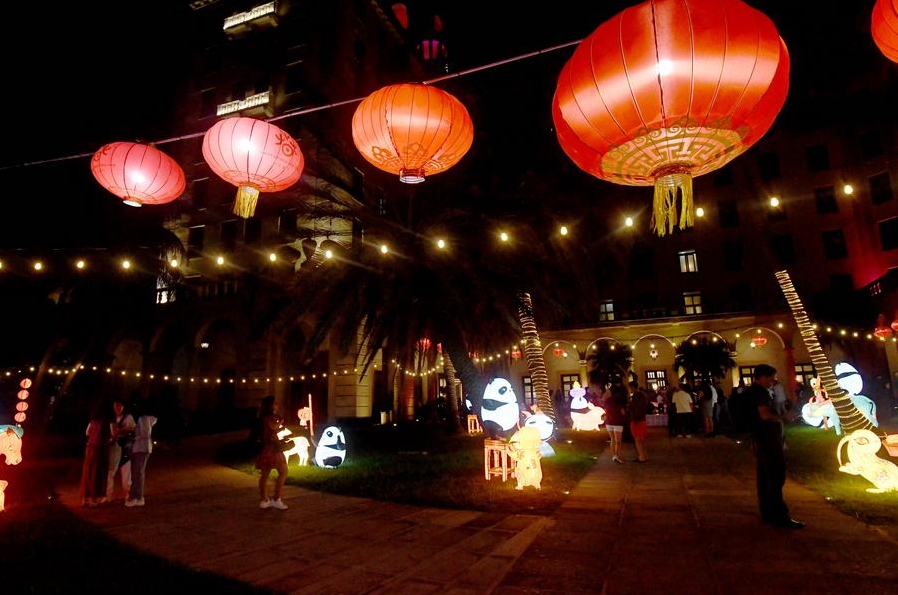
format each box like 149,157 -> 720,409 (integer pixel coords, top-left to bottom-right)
518,292 -> 555,420
673,335 -> 736,383
586,341 -> 634,390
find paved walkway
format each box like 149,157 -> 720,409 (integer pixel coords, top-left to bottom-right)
51,427 -> 898,595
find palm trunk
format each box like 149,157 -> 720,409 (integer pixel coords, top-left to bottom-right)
442,352 -> 462,432
518,292 -> 556,421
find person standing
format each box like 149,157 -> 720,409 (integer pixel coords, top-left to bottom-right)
671,384 -> 695,438
106,399 -> 136,503
255,395 -> 289,510
603,384 -> 628,464
80,406 -> 109,507
746,364 -> 804,529
771,378 -> 788,415
126,406 -> 158,507
627,381 -> 649,462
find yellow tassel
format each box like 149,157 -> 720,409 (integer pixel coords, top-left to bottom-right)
233,185 -> 260,218
651,168 -> 693,237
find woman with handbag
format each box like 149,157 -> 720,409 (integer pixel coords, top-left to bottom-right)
255,395 -> 289,510
106,399 -> 136,503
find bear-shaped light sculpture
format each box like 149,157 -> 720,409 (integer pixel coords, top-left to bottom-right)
837,429 -> 898,493
523,410 -> 556,457
314,426 -> 346,468
569,382 -> 605,431
481,377 -> 521,438
507,426 -> 543,491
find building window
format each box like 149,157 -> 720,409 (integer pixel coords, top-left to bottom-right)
718,199 -> 740,228
859,129 -> 884,160
683,291 -> 702,315
279,208 -> 297,237
880,217 -> 898,251
599,300 -> 615,322
738,366 -> 754,387
221,219 -> 238,252
814,186 -> 838,214
757,151 -> 780,181
560,374 -> 580,401
522,376 -> 535,408
869,171 -> 894,205
722,240 -> 744,271
187,225 -> 205,250
805,143 -> 830,172
644,369 -> 668,392
769,233 -> 795,265
794,363 -> 816,386
285,61 -> 305,95
678,249 -> 698,273
191,177 -> 210,209
822,229 -> 848,260
200,88 -> 217,118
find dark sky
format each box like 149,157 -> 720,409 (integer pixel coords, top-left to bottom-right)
0,1 -> 889,246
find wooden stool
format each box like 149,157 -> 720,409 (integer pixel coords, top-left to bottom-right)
467,414 -> 482,434
483,439 -> 516,481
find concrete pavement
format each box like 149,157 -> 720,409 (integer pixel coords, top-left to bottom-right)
52,427 -> 898,595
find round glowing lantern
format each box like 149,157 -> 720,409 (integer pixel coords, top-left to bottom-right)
510,347 -> 522,360
90,142 -> 185,207
892,318 -> 898,333
552,345 -> 565,358
872,0 -> 898,63
553,0 -> 789,236
351,83 -> 474,183
751,335 -> 768,347
14,412 -> 25,423
874,313 -> 893,339
202,117 -> 304,218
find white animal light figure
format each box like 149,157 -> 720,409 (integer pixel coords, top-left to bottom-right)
834,362 -> 878,429
0,425 -> 24,466
569,382 -> 605,431
837,429 -> 898,493
314,426 -> 346,468
277,428 -> 310,466
480,377 -> 521,437
507,426 -> 543,490
523,411 -> 556,457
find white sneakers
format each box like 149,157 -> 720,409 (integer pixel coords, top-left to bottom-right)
125,498 -> 145,507
260,498 -> 287,510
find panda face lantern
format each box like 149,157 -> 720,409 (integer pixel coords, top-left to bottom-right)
314,426 -> 347,468
481,377 -> 520,433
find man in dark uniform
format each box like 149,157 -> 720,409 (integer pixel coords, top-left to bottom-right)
746,364 -> 804,529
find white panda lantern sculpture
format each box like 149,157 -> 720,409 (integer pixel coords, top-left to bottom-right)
480,377 -> 522,438
523,411 -> 556,457
314,426 -> 347,468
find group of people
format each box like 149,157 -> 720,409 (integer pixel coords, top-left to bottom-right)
601,380 -> 650,464
79,397 -> 158,508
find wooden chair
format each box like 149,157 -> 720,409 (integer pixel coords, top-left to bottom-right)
483,439 -> 516,481
467,414 -> 482,434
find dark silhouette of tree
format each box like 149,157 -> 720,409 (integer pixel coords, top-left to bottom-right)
674,335 -> 736,382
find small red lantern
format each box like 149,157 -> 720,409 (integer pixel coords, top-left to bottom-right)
202,117 -> 304,218
14,412 -> 25,423
510,347 -> 522,360
417,338 -> 432,351
874,313 -> 894,339
15,401 -> 28,412
352,83 -> 474,183
892,319 -> 898,333
553,0 -> 789,236
752,335 -> 768,347
552,345 -> 565,358
91,142 -> 185,207
872,0 -> 898,63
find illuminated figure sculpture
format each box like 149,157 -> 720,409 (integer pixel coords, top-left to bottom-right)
802,364 -> 878,435
507,426 -> 543,490
0,425 -> 23,512
837,429 -> 898,493
834,362 -> 878,429
802,377 -> 836,431
481,377 -> 522,437
314,426 -> 346,468
523,409 -> 556,457
569,382 -> 605,431
277,428 -> 310,466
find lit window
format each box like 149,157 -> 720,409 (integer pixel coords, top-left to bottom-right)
683,291 -> 702,315
599,300 -> 615,322
678,250 -> 698,273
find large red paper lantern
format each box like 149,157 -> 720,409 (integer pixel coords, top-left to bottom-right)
872,0 -> 898,63
553,0 -> 789,236
202,117 -> 304,218
90,142 -> 185,207
351,83 -> 474,183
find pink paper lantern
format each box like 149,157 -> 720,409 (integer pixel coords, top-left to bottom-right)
202,117 -> 304,218
90,142 -> 185,207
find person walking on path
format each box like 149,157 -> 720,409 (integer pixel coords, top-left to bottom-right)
746,364 -> 804,529
603,384 -> 629,464
126,406 -> 158,507
79,406 -> 109,507
627,381 -> 649,462
106,399 -> 136,503
255,395 -> 289,510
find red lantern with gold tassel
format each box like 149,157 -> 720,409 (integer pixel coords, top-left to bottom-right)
91,142 -> 185,207
202,117 -> 304,218
352,83 -> 474,183
553,0 -> 789,236
872,0 -> 898,63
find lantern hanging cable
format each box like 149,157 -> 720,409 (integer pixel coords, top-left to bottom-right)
0,40 -> 582,172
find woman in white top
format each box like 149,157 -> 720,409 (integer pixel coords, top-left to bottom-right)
126,409 -> 158,507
